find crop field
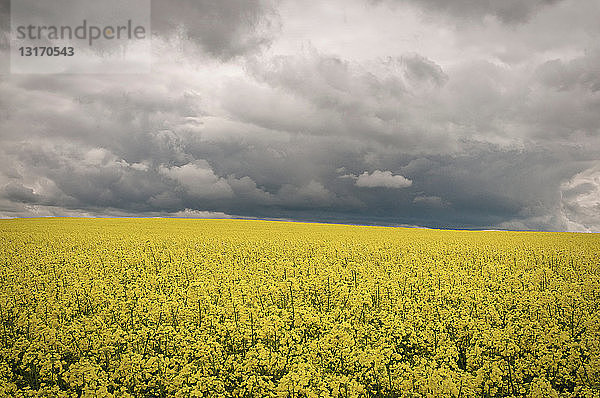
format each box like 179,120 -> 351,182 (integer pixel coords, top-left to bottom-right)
0,218 -> 599,397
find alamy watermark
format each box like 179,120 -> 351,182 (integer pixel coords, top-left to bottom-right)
10,0 -> 151,73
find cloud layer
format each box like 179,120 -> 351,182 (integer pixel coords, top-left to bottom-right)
0,0 -> 599,231
354,171 -> 413,189
387,0 -> 563,24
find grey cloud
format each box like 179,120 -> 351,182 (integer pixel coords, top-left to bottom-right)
242,51 -> 455,152
401,53 -> 448,87
536,52 -> 600,92
0,0 -> 599,232
378,0 -> 564,24
354,170 -> 412,189
276,180 -> 336,209
151,0 -> 278,58
559,165 -> 600,232
1,48 -> 597,230
0,0 -> 277,60
0,0 -> 7,55
246,51 -> 406,113
2,182 -> 39,203
159,161 -> 234,200
4,143 -> 170,212
413,195 -> 447,208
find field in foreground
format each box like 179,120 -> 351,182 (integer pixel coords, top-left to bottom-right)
0,219 -> 599,397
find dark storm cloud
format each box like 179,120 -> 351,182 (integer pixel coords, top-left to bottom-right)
151,0 -> 278,59
0,0 -> 599,231
0,0 -> 277,59
2,182 -> 39,203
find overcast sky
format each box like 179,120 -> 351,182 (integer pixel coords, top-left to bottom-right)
1,0 -> 599,231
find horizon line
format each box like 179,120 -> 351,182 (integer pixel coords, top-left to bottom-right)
0,215 -> 595,234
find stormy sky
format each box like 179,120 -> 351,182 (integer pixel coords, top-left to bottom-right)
1,0 -> 599,231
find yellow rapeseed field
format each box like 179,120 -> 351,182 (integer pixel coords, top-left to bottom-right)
0,218 -> 599,397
